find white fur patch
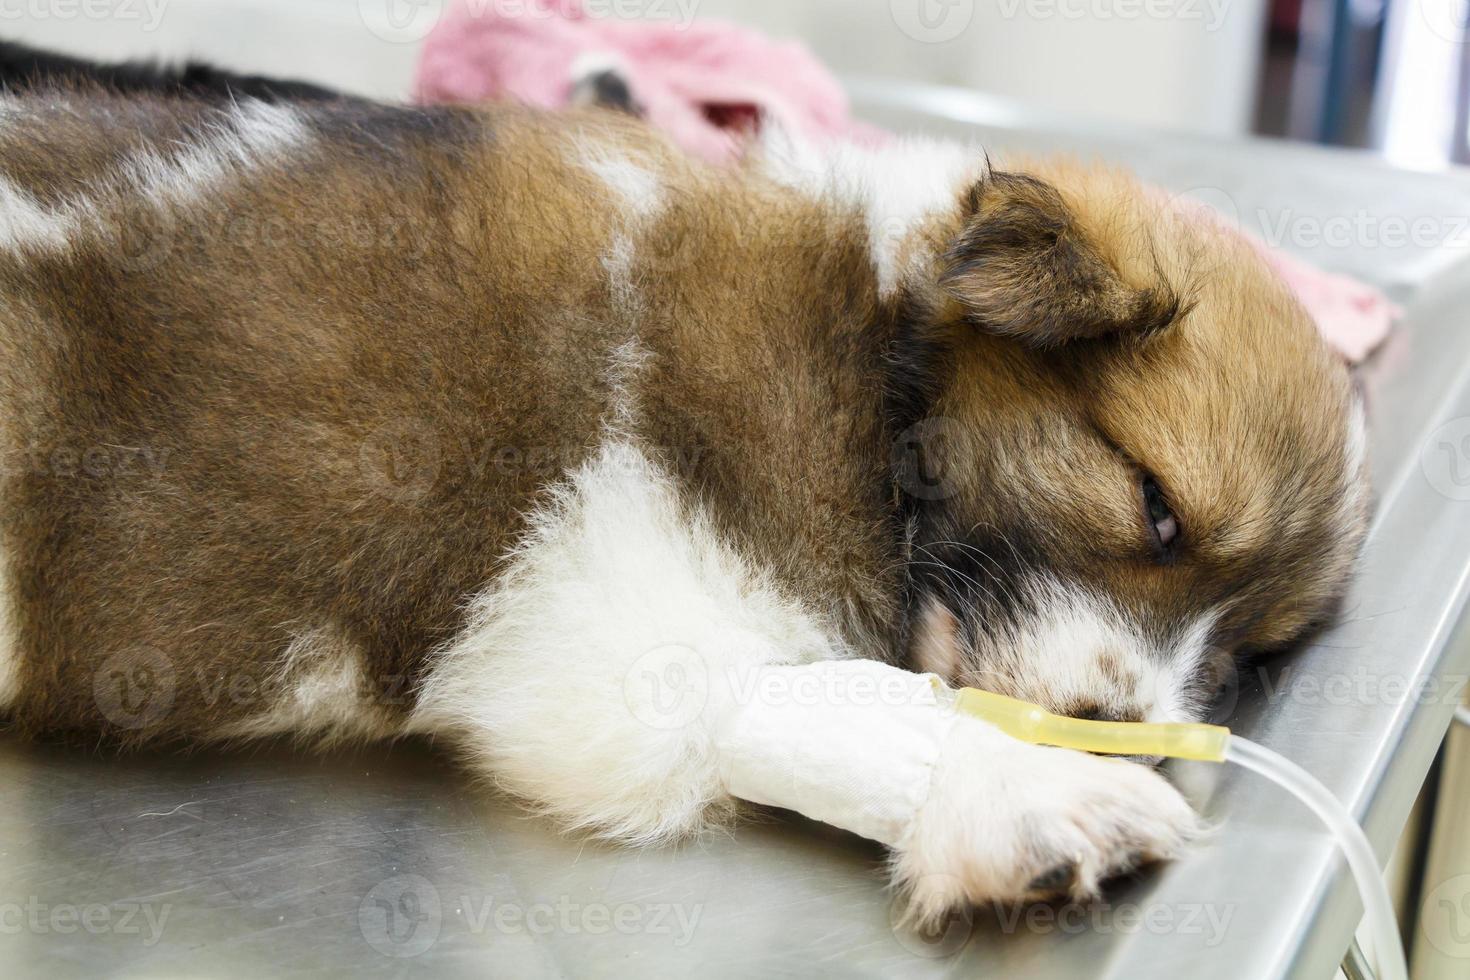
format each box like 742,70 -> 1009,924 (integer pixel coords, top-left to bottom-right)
602,336 -> 651,432
956,574 -> 1219,726
120,100 -> 308,209
760,127 -> 981,297
578,137 -> 663,319
601,232 -> 642,318
0,542 -> 19,710
578,142 -> 664,220
0,177 -> 76,254
216,626 -> 392,744
0,95 -> 29,123
409,438 -> 844,844
1148,607 -> 1223,725
1339,396 -> 1371,531
0,100 -> 309,263
1346,398 -> 1369,475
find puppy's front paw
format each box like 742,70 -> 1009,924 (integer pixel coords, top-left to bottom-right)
892,717 -> 1202,929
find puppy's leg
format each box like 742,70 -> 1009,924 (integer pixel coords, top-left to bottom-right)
717,660 -> 1202,926
896,702 -> 1203,925
408,440 -> 844,844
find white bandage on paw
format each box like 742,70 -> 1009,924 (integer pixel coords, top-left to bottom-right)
715,660 -> 958,848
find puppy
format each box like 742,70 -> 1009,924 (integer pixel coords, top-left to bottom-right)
0,89 -> 1368,925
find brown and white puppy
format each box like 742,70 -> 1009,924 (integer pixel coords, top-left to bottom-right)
0,90 -> 1368,924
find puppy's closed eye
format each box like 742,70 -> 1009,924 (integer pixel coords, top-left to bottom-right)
1142,476 -> 1180,555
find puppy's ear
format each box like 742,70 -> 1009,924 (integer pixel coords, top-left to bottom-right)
939,171 -> 1180,347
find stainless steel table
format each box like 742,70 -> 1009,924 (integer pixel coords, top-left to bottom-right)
3,82 -> 1470,979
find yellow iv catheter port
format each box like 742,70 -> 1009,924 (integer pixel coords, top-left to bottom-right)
951,687 -> 1231,761
947,685 -> 1408,980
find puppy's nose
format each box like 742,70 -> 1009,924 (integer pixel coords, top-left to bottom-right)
1070,702 -> 1141,724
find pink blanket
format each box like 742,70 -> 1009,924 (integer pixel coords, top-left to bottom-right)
415,0 -> 1395,362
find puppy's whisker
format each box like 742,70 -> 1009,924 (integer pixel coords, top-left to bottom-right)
906,557 -> 992,609
924,537 -> 1021,610
909,545 -> 1005,610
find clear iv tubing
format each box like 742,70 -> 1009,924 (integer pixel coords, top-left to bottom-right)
946,686 -> 1409,980
1225,735 -> 1407,980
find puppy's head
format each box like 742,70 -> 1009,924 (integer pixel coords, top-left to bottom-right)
898,162 -> 1369,725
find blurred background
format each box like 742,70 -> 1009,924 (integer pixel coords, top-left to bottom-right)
2,0 -> 1468,169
